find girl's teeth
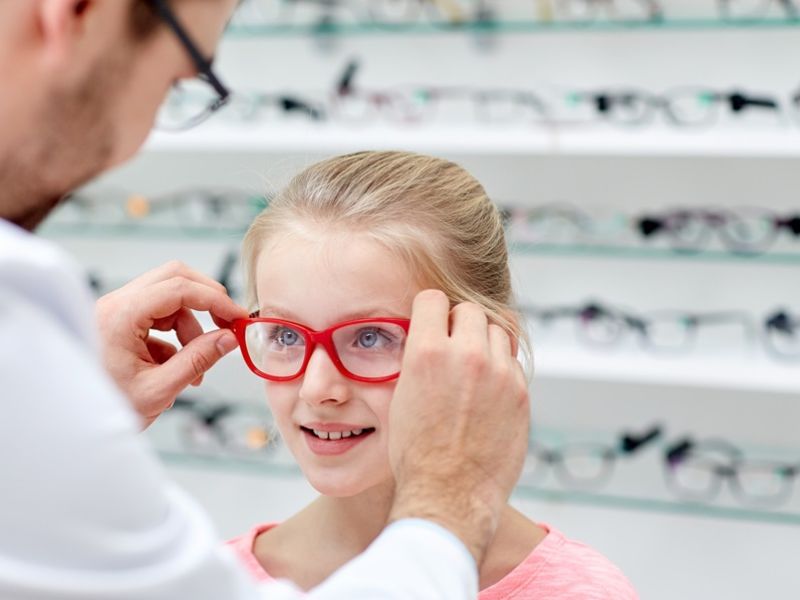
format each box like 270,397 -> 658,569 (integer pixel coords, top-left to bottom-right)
309,428 -> 370,440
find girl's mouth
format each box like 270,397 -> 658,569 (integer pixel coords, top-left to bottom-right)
300,426 -> 376,456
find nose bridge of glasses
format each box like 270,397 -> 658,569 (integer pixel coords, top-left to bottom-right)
304,329 -> 341,372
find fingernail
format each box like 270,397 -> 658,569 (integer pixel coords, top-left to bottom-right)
216,331 -> 239,355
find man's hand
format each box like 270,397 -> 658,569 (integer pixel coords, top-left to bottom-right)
388,290 -> 530,567
95,261 -> 248,428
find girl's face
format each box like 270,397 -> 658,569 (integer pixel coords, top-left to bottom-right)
254,228 -> 422,497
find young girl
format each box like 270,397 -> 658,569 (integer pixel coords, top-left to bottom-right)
228,151 -> 638,598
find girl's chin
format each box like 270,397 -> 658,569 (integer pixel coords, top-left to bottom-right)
302,469 -> 393,498
306,474 -> 376,498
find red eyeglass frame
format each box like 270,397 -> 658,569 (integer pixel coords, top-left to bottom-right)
231,316 -> 411,383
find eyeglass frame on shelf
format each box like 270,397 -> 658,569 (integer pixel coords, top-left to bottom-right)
664,436 -> 800,507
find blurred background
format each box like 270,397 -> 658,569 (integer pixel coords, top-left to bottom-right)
41,1 -> 800,598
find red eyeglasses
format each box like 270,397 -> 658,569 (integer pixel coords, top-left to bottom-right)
231,316 -> 411,383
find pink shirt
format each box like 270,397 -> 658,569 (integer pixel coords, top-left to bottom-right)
227,523 -> 638,599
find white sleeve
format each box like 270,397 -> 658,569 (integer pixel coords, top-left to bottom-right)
0,237 -> 477,600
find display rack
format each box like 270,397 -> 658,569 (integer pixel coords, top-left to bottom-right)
155,449 -> 800,527
143,124 -> 800,158
225,18 -> 800,37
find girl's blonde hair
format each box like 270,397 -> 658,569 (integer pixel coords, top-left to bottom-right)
242,150 -> 531,370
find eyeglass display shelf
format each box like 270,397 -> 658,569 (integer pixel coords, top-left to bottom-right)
37,223 -> 800,267
510,243 -> 800,266
533,343 -> 798,395
225,17 -> 800,37
155,449 -> 800,527
143,123 -> 800,159
39,222 -> 248,240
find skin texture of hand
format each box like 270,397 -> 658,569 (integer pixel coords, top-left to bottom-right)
388,289 -> 530,567
95,261 -> 248,428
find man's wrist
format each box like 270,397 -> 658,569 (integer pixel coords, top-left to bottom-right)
388,476 -> 498,566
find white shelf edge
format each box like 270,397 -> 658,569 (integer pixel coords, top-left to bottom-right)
143,124 -> 800,157
533,345 -> 799,394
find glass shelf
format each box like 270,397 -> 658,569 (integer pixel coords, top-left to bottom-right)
225,17 -> 800,38
38,224 -> 800,266
509,242 -> 800,265
38,222 -> 248,240
513,486 -> 800,527
156,450 -> 800,527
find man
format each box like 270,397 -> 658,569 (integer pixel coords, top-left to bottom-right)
0,1 -> 531,599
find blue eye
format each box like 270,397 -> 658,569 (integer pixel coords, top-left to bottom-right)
355,327 -> 396,349
269,326 -> 303,347
358,329 -> 379,348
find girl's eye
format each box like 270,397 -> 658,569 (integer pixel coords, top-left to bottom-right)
270,326 -> 303,346
356,327 -> 393,349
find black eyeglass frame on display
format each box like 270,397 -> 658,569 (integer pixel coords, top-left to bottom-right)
149,0 -> 232,130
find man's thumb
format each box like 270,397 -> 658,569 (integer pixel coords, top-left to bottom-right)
160,329 -> 239,394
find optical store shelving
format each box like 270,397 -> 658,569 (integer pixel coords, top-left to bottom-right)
152,448 -> 800,527
143,125 -> 800,158
40,222 -> 800,267
225,18 -> 800,37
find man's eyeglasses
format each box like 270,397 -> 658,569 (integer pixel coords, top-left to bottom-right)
149,0 -> 231,130
232,315 -> 411,382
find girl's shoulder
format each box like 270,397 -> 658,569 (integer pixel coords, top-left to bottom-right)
479,524 -> 639,600
226,523 -> 278,583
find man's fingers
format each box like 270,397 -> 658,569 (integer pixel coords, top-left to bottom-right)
151,307 -> 205,348
406,290 -> 450,349
450,302 -> 489,348
146,337 -> 178,364
146,329 -> 240,399
134,278 -> 247,329
117,261 -> 228,295
488,323 -> 514,358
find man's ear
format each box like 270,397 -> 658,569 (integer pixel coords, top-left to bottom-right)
37,0 -> 94,65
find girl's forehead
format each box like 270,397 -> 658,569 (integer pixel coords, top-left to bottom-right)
255,232 -> 419,324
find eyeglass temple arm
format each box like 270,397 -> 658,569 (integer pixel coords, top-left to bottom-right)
728,92 -> 779,112
148,0 -> 229,99
620,424 -> 662,454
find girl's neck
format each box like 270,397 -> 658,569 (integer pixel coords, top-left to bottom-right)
304,480 -> 396,554
254,482 -> 546,592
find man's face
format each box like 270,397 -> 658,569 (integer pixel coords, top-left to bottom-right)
0,0 -> 238,229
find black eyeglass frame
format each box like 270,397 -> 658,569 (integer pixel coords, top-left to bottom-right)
149,0 -> 231,130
